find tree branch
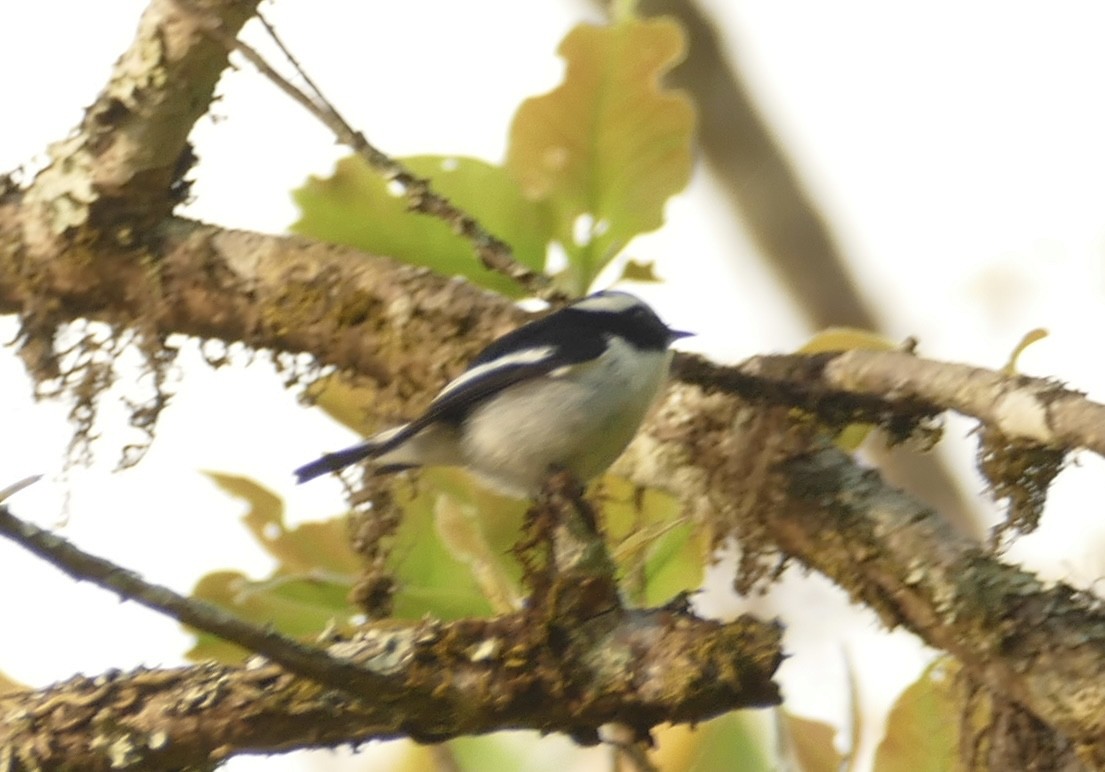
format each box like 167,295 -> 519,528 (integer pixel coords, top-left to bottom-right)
5,0 -> 1105,765
0,505 -> 393,699
817,349 -> 1105,458
172,0 -> 555,300
0,208 -> 530,417
0,501 -> 782,769
775,446 -> 1105,766
675,350 -> 1105,461
20,0 -> 256,247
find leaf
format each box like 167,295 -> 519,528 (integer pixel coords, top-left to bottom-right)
187,570 -> 355,662
447,733 -> 583,772
293,155 -> 552,297
431,471 -> 527,613
798,328 -> 901,450
599,476 -> 705,606
204,472 -> 360,577
303,372 -> 380,436
619,258 -> 662,283
798,328 -> 899,355
387,471 -> 526,621
507,18 -> 695,293
189,474 -> 362,662
780,711 -> 843,772
873,658 -> 959,772
1001,328 -> 1048,375
651,712 -> 772,771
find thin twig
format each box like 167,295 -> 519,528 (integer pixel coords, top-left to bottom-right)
174,0 -> 558,301
0,475 -> 41,503
0,505 -> 388,699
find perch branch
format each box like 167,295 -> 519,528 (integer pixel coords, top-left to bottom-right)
0,501 -> 782,769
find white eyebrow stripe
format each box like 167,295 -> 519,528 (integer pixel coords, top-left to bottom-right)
571,293 -> 641,314
434,345 -> 557,400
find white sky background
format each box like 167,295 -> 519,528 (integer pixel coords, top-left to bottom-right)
3,2 -> 1105,769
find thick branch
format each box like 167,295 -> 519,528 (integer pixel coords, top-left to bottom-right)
0,481 -> 781,768
775,446 -> 1105,765
6,200 -> 1105,471
0,495 -> 780,771
0,608 -> 780,769
817,349 -> 1105,458
21,0 -> 256,245
0,207 -> 528,416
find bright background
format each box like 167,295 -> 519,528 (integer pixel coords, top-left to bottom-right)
3,2 -> 1105,769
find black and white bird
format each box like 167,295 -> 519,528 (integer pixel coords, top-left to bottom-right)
294,290 -> 690,497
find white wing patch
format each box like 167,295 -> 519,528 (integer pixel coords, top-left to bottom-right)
434,345 -> 557,401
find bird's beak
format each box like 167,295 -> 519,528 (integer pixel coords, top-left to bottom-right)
668,328 -> 694,341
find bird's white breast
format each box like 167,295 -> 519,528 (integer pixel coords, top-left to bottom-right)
459,337 -> 672,495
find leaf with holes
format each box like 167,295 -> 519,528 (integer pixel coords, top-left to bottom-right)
506,18 -> 695,293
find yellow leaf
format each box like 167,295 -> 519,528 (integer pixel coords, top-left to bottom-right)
1002,328 -> 1048,375
798,328 -> 898,354
798,328 -> 900,451
507,18 -> 695,292
780,711 -> 843,772
303,373 -> 379,436
873,658 -> 959,772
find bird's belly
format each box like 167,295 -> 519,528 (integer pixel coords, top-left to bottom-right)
460,347 -> 670,495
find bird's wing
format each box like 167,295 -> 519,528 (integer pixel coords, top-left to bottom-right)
400,328 -> 608,438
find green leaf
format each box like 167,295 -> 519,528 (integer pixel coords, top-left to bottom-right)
293,155 -> 552,297
600,476 -> 705,606
429,470 -> 527,613
506,18 -> 695,293
1001,328 -> 1048,375
619,258 -> 662,283
189,474 -> 362,662
652,712 -> 772,771
874,658 -> 959,772
187,571 -> 355,663
388,471 -> 525,621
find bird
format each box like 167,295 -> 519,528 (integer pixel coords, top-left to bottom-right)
294,290 -> 690,497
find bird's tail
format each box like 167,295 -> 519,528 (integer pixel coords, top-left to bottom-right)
294,425 -> 417,484
293,442 -> 378,484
